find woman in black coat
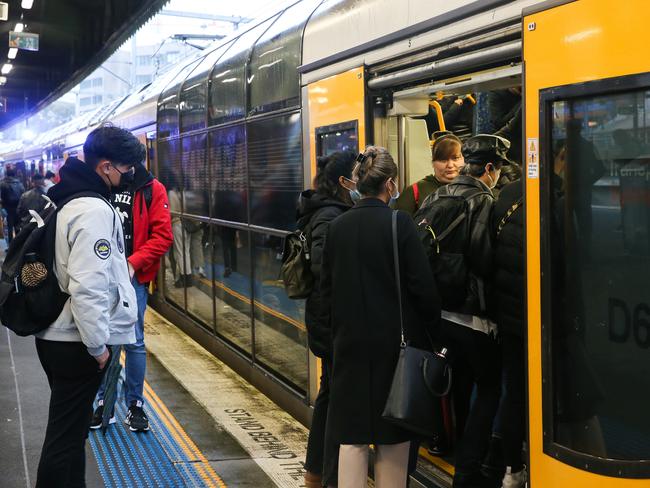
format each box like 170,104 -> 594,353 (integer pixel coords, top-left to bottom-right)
320,147 -> 441,487
297,151 -> 358,488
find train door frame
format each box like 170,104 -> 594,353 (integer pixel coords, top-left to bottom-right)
524,0 -> 650,485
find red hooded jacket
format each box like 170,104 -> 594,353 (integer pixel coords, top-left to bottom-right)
129,166 -> 173,284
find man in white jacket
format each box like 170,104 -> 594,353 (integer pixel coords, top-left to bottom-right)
34,124 -> 143,488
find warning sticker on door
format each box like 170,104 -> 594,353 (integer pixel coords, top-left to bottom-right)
527,137 -> 539,178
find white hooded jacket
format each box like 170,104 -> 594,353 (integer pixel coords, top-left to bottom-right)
36,158 -> 137,357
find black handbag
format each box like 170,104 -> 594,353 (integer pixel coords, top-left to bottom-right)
382,210 -> 452,437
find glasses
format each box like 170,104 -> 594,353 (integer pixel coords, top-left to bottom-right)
110,163 -> 135,176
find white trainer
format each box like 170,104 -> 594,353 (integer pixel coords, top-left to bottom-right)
502,465 -> 527,488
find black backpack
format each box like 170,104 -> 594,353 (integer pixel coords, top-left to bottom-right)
0,191 -> 102,336
413,186 -> 490,310
279,224 -> 313,300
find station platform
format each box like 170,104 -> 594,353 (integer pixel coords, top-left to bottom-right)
0,309 -> 309,488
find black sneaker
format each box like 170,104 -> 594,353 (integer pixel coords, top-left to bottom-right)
89,400 -> 115,430
125,401 -> 150,432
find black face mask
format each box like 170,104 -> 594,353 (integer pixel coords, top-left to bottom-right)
110,165 -> 135,194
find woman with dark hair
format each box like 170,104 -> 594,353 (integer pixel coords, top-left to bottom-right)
395,132 -> 465,215
298,151 -> 358,488
320,147 -> 440,487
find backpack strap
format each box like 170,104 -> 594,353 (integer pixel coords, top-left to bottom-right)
412,182 -> 420,208
496,197 -> 523,238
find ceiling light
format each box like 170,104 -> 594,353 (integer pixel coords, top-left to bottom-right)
21,0 -> 34,9
14,23 -> 24,33
2,64 -> 13,75
8,48 -> 17,60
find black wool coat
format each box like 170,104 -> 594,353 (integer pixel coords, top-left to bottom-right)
320,198 -> 441,445
491,180 -> 525,336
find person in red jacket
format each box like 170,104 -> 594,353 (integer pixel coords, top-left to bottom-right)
90,161 -> 173,432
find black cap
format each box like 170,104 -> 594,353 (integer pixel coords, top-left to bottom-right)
462,134 -> 512,166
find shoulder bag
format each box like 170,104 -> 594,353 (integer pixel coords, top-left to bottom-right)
382,210 -> 452,437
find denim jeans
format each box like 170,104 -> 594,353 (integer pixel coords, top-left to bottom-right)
97,278 -> 148,407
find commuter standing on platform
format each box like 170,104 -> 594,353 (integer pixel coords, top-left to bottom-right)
297,151 -> 357,488
16,173 -> 48,232
91,160 -> 173,432
34,124 -> 141,488
320,147 -> 440,488
0,165 -> 25,243
44,170 -> 57,191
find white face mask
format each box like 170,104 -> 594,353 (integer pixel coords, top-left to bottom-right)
485,166 -> 500,189
388,179 -> 400,201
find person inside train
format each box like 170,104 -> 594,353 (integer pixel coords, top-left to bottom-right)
319,146 -> 440,488
416,94 -> 475,140
296,150 -> 358,488
395,131 -> 465,216
431,134 -> 507,488
490,178 -> 527,488
91,157 -> 173,433
16,173 -> 48,233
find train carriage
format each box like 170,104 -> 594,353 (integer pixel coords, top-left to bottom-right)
1,0 -> 648,486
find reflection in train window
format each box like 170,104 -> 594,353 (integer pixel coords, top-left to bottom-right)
209,124 -> 248,223
210,224 -> 253,355
248,112 -> 303,231
548,89 -> 650,460
184,220 -> 213,330
252,231 -> 307,392
181,134 -> 209,217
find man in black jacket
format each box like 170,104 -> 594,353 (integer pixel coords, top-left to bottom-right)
490,180 -> 526,487
437,134 -> 510,488
16,173 -> 48,232
0,166 -> 25,242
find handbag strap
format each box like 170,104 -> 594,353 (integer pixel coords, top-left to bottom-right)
392,210 -> 406,347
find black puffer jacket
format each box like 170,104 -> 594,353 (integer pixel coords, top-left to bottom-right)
296,190 -> 351,358
491,181 -> 524,336
423,175 -> 495,315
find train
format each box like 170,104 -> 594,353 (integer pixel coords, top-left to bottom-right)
2,0 -> 649,486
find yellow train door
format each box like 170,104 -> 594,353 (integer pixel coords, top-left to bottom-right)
524,0 -> 650,486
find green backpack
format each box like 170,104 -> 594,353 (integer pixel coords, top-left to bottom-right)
280,226 -> 313,299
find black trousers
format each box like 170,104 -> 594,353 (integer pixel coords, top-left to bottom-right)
306,359 -> 331,477
6,206 -> 18,243
35,339 -> 106,488
499,333 -> 526,470
440,321 -> 501,484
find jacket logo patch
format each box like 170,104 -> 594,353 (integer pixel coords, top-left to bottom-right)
94,239 -> 111,260
117,236 -> 124,254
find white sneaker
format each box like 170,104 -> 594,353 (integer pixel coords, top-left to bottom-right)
502,465 -> 527,488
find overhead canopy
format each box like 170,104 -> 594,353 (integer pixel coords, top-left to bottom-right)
0,0 -> 169,129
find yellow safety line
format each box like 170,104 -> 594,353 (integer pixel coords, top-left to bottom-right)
118,353 -> 226,487
419,447 -> 455,476
203,277 -> 306,332
144,381 -> 227,488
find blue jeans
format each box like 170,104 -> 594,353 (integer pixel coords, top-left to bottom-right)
97,278 -> 148,407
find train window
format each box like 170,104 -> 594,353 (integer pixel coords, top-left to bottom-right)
209,124 -> 248,224
544,84 -> 650,464
248,0 -> 320,115
208,17 -> 277,127
247,112 -> 303,231
251,230 -> 308,393
181,134 -> 209,218
183,220 -> 214,331
158,58 -> 202,139
210,224 -> 253,355
315,120 -> 358,157
180,43 -> 232,133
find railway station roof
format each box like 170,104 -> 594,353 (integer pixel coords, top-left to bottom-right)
0,0 -> 169,129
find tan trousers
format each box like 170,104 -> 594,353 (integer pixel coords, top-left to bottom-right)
337,441 -> 410,488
